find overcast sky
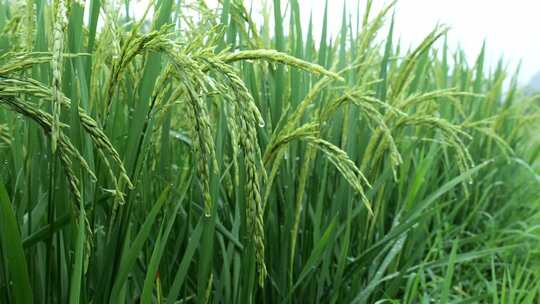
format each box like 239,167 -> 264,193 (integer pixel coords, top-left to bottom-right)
131,0 -> 540,84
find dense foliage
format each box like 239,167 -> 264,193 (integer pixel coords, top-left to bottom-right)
0,0 -> 539,303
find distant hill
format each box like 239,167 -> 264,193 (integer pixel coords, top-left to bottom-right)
527,71 -> 540,92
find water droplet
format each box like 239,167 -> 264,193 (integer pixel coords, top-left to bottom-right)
258,120 -> 265,128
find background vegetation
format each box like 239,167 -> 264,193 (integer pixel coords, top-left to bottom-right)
0,0 -> 539,303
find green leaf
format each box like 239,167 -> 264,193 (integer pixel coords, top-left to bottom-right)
0,180 -> 33,304
166,220 -> 204,303
68,199 -> 86,304
109,187 -> 171,303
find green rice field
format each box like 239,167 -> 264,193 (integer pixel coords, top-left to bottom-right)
0,0 -> 539,303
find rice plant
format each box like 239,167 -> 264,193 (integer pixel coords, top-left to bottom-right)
0,0 -> 539,303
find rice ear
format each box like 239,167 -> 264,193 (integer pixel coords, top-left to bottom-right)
0,124 -> 12,146
0,96 -> 90,207
219,49 -> 343,81
0,77 -> 133,201
51,0 -> 68,153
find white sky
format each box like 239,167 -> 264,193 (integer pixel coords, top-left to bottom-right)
376,0 -> 540,85
130,0 -> 540,84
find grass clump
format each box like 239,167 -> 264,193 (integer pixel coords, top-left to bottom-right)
0,0 -> 539,303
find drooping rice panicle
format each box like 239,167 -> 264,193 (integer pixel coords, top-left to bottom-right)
219,49 -> 344,81
50,0 -> 68,153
